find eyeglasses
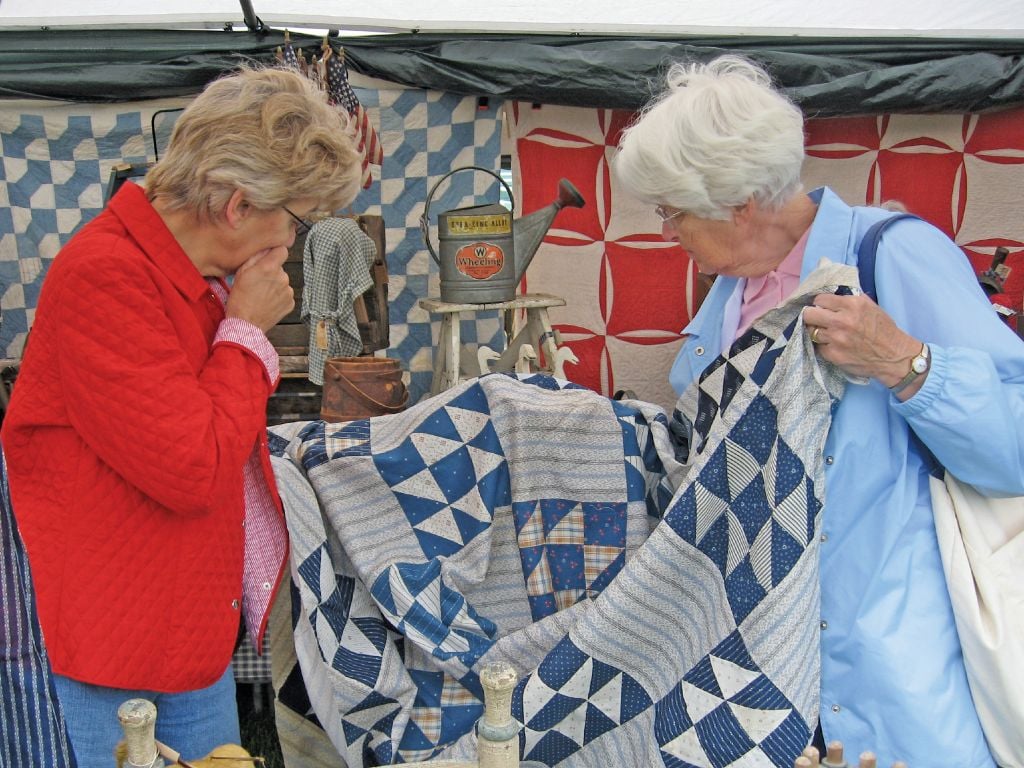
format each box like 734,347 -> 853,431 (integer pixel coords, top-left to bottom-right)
655,205 -> 686,223
282,205 -> 313,236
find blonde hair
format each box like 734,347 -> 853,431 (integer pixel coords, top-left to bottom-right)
145,66 -> 363,218
614,55 -> 805,220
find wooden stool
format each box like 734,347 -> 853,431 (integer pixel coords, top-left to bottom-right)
419,293 -> 570,395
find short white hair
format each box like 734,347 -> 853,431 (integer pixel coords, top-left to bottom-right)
613,55 -> 806,220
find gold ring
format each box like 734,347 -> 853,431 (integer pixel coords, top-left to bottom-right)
811,326 -> 821,344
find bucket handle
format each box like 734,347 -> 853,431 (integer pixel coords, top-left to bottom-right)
327,367 -> 410,415
419,166 -> 515,266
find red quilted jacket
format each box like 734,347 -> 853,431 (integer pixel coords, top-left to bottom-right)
2,183 -> 281,692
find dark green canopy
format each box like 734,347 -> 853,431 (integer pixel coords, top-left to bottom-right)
1,29 -> 1023,115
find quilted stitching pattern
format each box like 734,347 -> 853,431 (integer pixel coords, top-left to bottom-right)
1,183 -> 275,691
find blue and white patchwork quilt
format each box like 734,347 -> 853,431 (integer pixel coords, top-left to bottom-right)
268,262 -> 853,767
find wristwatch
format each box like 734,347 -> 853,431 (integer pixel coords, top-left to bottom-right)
890,343 -> 930,394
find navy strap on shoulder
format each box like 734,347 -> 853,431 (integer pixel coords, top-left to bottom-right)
856,213 -> 919,301
855,212 -> 942,472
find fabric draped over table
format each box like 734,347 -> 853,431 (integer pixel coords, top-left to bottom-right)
268,261 -> 853,767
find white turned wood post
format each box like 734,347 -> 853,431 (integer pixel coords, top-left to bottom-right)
477,662 -> 519,768
117,699 -> 165,768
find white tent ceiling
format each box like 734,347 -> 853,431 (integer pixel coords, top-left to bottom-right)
2,0 -> 1024,37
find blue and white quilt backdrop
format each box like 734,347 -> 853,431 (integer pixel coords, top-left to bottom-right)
0,84 -> 504,406
363,84 -> 505,405
268,261 -> 852,767
0,96 -> 190,358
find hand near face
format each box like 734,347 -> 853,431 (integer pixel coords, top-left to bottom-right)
225,246 -> 295,332
803,292 -> 922,389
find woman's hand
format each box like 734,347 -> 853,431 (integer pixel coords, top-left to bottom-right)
803,292 -> 925,397
225,246 -> 295,332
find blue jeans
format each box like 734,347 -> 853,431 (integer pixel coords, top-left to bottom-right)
53,666 -> 240,768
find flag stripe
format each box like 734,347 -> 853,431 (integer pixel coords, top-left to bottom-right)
324,50 -> 384,187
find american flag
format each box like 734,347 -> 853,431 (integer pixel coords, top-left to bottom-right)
325,46 -> 383,189
281,36 -> 299,69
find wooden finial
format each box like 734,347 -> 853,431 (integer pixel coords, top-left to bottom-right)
802,746 -> 821,767
822,741 -> 848,768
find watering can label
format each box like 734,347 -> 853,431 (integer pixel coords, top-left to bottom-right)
455,241 -> 505,280
447,213 -> 512,235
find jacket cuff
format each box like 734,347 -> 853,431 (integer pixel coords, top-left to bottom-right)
892,343 -> 946,416
215,318 -> 280,385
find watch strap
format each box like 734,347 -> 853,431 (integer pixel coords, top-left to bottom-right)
890,343 -> 929,394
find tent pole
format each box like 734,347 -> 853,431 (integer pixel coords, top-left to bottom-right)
237,0 -> 268,34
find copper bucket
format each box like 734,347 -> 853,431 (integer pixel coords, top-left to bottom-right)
320,357 -> 409,423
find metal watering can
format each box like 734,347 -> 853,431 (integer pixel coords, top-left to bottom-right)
420,166 -> 585,304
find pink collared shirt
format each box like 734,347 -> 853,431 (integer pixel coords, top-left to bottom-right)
209,278 -> 286,653
735,228 -> 810,338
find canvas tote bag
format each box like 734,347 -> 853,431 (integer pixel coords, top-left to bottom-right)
858,214 -> 1024,766
930,473 -> 1024,767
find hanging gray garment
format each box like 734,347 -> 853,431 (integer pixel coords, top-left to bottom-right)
301,218 -> 376,385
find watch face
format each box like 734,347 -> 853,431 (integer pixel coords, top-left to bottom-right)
912,355 -> 929,374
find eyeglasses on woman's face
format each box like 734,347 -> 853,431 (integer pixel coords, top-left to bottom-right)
655,205 -> 686,223
282,205 -> 313,236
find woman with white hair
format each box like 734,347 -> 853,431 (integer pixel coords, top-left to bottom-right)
2,65 -> 363,766
614,55 -> 1024,767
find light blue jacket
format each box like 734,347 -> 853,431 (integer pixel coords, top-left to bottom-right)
670,187 -> 1024,767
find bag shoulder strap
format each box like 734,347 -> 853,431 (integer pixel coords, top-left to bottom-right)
855,212 -> 942,473
855,212 -> 920,302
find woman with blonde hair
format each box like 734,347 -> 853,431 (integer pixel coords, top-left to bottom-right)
2,65 -> 362,766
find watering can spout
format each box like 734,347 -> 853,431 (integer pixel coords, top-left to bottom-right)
512,179 -> 585,282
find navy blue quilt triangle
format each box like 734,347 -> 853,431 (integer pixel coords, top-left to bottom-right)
665,484 -> 698,544
396,718 -> 434,750
416,406 -> 463,442
296,548 -> 324,601
374,437 -> 430,487
588,658 -> 621,697
583,704 -> 619,744
429,445 -> 478,503
332,645 -> 382,689
342,719 -> 369,746
683,655 -> 724,698
350,689 -> 397,715
537,638 -> 588,689
413,527 -> 463,558
771,438 -> 805,506
525,728 -> 581,764
539,498 -> 578,536
730,394 -> 779,464
527,691 -> 587,731
395,560 -> 441,595
445,381 -> 491,413
450,506 -> 491,545
653,684 -> 694,745
319,577 -> 356,636
466,418 -> 503,455
353,616 -> 389,655
394,491 -> 450,526
619,673 -> 653,721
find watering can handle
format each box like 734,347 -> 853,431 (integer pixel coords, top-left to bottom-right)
419,166 -> 515,266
